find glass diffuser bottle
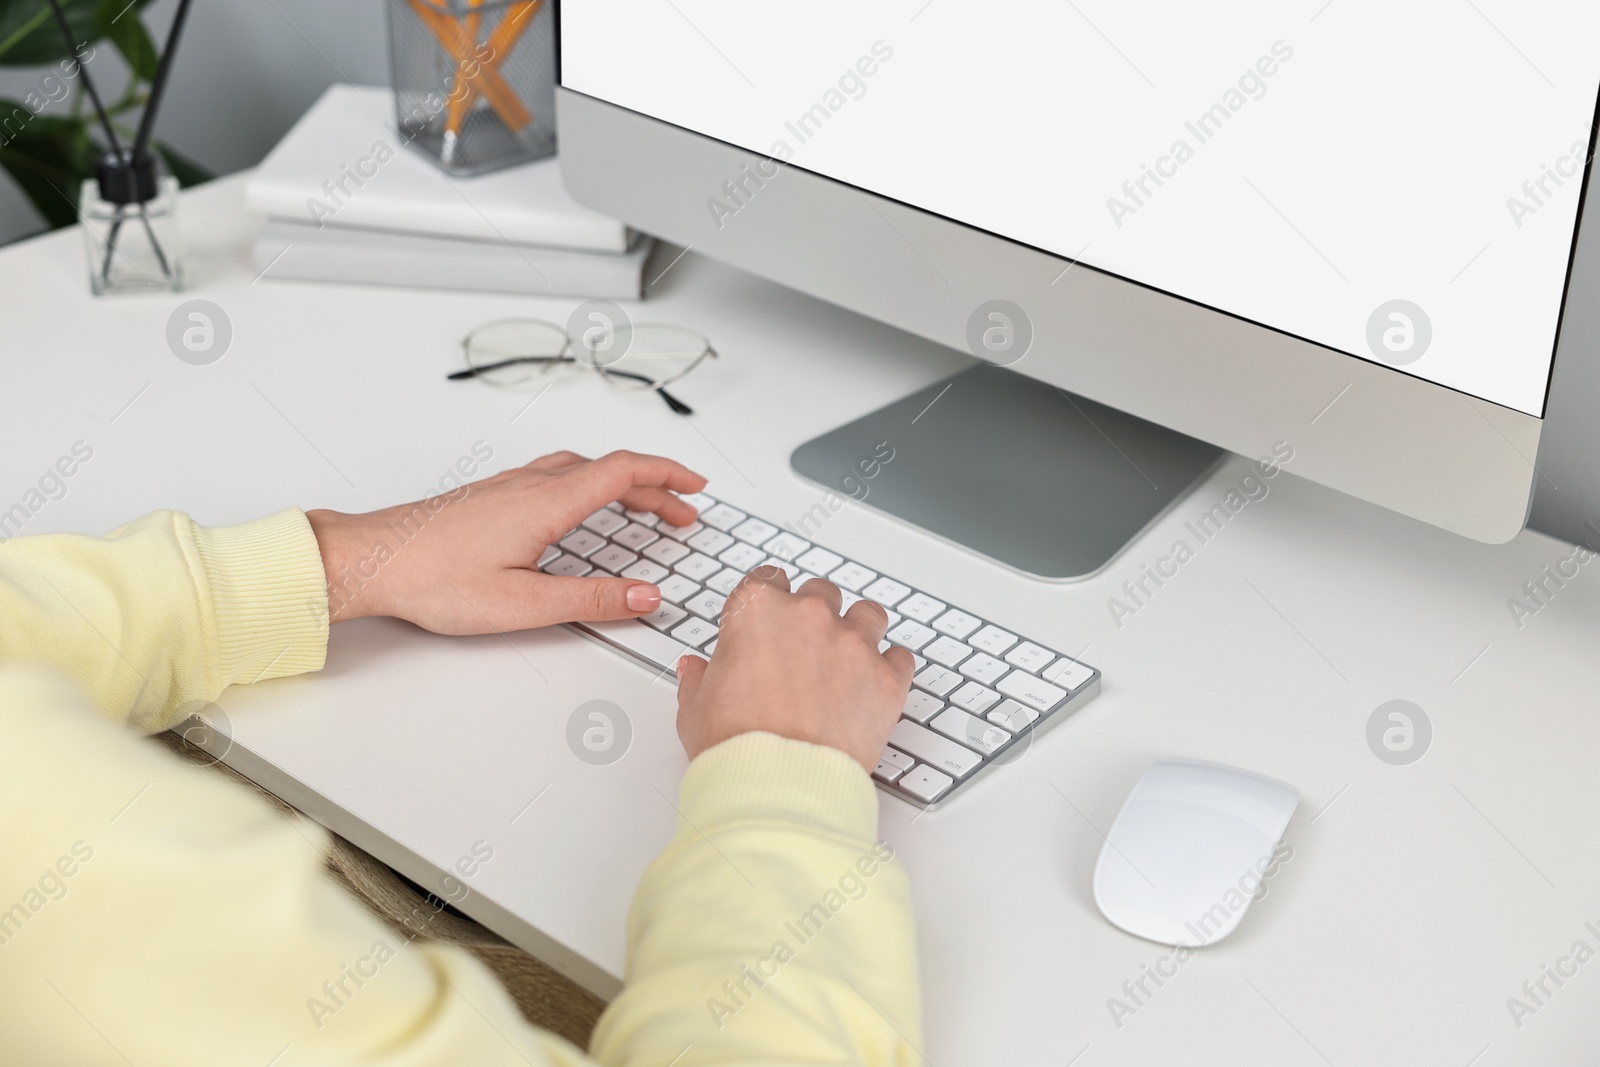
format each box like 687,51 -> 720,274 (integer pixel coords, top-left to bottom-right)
81,150 -> 183,295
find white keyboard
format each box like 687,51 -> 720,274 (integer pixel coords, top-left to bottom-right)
540,492 -> 1101,809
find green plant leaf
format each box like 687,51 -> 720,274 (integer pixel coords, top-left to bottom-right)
0,0 -> 98,67
93,0 -> 155,80
0,100 -> 98,227
0,0 -> 158,67
153,138 -> 209,187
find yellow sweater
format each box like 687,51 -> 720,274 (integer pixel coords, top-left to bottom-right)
0,509 -> 921,1066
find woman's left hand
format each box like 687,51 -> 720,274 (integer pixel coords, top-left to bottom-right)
306,449 -> 707,634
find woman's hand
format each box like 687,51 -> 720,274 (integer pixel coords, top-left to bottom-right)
675,566 -> 915,774
306,450 -> 707,634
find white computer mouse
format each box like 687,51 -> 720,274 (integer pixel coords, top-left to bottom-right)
1093,758 -> 1298,946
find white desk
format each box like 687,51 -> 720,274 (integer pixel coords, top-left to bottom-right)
6,175 -> 1599,1065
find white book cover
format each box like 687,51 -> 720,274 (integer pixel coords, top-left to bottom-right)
246,85 -> 633,252
253,219 -> 653,300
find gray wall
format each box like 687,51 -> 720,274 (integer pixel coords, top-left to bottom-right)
0,0 -> 390,246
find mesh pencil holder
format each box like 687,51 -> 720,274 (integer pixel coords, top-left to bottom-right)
387,0 -> 557,176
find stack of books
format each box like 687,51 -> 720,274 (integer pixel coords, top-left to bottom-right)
245,85 -> 651,299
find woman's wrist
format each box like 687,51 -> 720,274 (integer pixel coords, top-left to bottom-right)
305,509 -> 380,623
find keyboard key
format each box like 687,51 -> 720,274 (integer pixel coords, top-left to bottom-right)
796,547 -> 844,575
687,528 -> 735,556
932,608 -> 983,639
897,593 -> 946,624
559,530 -> 607,558
701,503 -> 747,531
862,576 -> 913,608
923,636 -> 973,668
592,550 -> 640,575
731,517 -> 780,545
605,501 -> 624,512
670,617 -> 719,648
658,574 -> 701,603
996,670 -> 1068,712
903,690 -> 944,724
641,603 -> 688,632
1004,641 -> 1056,673
898,765 -> 955,803
931,707 -> 1011,756
544,554 -> 592,577
886,619 -> 937,651
582,619 -> 691,672
761,557 -> 802,581
874,747 -> 916,783
969,625 -> 1018,657
1042,657 -> 1096,691
620,560 -> 670,584
829,562 -> 877,591
719,542 -> 767,571
949,681 -> 1002,714
763,532 -> 810,561
612,523 -> 660,551
705,568 -> 744,595
643,539 -> 692,566
987,699 -> 1038,732
873,758 -> 908,783
890,720 -> 983,778
582,509 -> 628,536
685,590 -> 727,619
538,545 -> 560,567
680,491 -> 717,512
624,509 -> 658,526
911,654 -> 928,673
959,653 -> 1010,685
656,520 -> 704,542
881,747 -> 916,775
590,545 -> 639,574
914,665 -> 963,696
675,553 -> 724,581
704,638 -> 718,655
838,590 -> 863,614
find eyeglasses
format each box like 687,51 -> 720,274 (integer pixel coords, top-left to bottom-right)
447,318 -> 717,416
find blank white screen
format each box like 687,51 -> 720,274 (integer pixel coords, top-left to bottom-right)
563,1 -> 1600,417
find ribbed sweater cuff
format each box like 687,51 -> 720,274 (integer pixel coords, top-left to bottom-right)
190,509 -> 328,686
678,732 -> 879,844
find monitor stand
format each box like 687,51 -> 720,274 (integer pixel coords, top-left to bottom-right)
790,365 -> 1224,581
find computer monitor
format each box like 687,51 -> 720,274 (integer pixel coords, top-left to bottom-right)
556,3 -> 1600,572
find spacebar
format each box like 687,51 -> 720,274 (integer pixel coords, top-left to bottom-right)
576,620 -> 692,676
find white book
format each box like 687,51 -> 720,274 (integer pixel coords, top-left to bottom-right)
246,85 -> 633,253
253,219 -> 653,300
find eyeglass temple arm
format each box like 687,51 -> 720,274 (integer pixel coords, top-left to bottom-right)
597,368 -> 694,415
654,387 -> 693,416
446,354 -> 573,380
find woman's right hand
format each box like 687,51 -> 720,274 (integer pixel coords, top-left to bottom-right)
674,566 -> 915,774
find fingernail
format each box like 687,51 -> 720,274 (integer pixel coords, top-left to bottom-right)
627,584 -> 661,612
